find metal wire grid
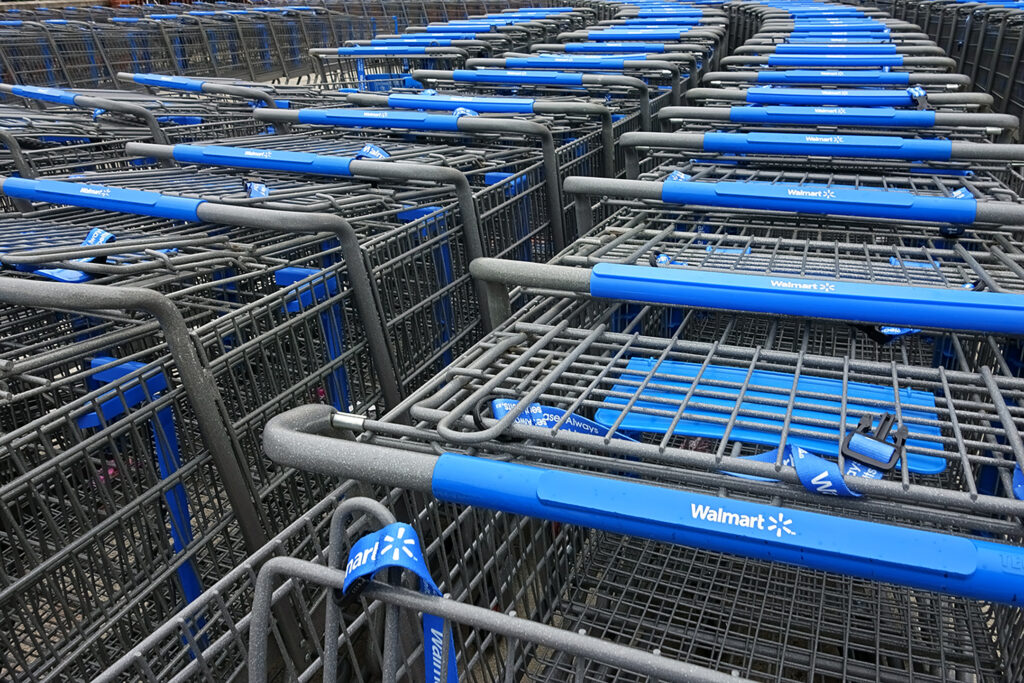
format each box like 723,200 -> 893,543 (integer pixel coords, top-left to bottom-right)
314,53 -> 469,91
91,484 -> 579,683
371,306 -> 1024,537
528,530 -> 1008,683
0,259 -> 375,681
559,203 -> 1024,293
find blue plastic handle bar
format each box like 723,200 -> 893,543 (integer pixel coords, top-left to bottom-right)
387,92 -> 536,113
110,17 -> 141,22
660,179 -> 975,223
504,56 -> 635,69
754,69 -> 910,85
0,178 -> 204,221
634,8 -> 706,16
8,85 -> 79,106
334,45 -> 437,55
368,37 -> 454,45
432,453 -> 1024,604
590,262 -> 1020,333
746,86 -> 913,106
0,20 -> 22,26
787,23 -> 890,32
421,24 -> 500,32
767,54 -> 905,66
148,13 -> 181,19
729,105 -> 936,127
564,42 -> 667,52
619,16 -> 701,24
586,28 -> 691,39
703,131 -> 953,160
171,144 -> 354,176
294,108 -> 464,131
130,73 -> 206,92
787,36 -> 890,43
774,43 -> 898,54
449,69 -> 585,85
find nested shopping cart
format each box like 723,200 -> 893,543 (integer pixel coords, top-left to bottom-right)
0,163 -> 521,679
310,45 -> 472,91
243,106 -> 603,252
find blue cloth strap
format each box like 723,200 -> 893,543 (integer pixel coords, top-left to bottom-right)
727,444 -> 882,497
344,523 -> 458,682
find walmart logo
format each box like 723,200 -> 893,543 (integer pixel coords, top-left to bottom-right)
767,513 -> 795,537
380,526 -> 418,563
768,279 -> 837,293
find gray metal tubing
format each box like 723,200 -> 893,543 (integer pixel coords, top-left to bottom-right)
700,70 -> 971,86
324,497 -> 397,683
361,584 -> 747,683
732,44 -> 947,55
264,405 -> 436,491
124,143 -> 493,330
0,277 -> 271,555
249,554 -> 748,683
0,130 -> 35,181
656,105 -> 1020,131
684,87 -> 994,106
563,175 -> 664,235
719,55 -> 957,68
0,131 -> 36,212
470,257 -> 590,322
192,203 -> 404,409
974,202 -> 1024,226
342,93 -> 617,179
457,117 -> 567,253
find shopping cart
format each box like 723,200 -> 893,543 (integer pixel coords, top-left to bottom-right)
92,484 -> 756,682
409,67 -> 666,132
466,53 -> 699,104
0,178 -> 480,680
246,106 -> 595,253
310,45 -> 471,91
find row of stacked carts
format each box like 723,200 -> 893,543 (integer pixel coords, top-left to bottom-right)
0,0 -> 568,88
1,0 -> 1024,682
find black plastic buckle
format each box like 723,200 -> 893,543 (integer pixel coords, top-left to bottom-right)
840,413 -> 908,472
334,573 -> 368,607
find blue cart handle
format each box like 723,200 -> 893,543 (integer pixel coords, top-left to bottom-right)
260,411 -> 1024,608
659,178 -> 977,223
447,68 -> 585,85
431,454 -> 1024,606
124,72 -> 207,92
588,262 -> 1024,335
702,131 -> 953,160
289,108 -> 466,131
127,143 -> 355,176
0,177 -> 204,221
2,84 -> 80,106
